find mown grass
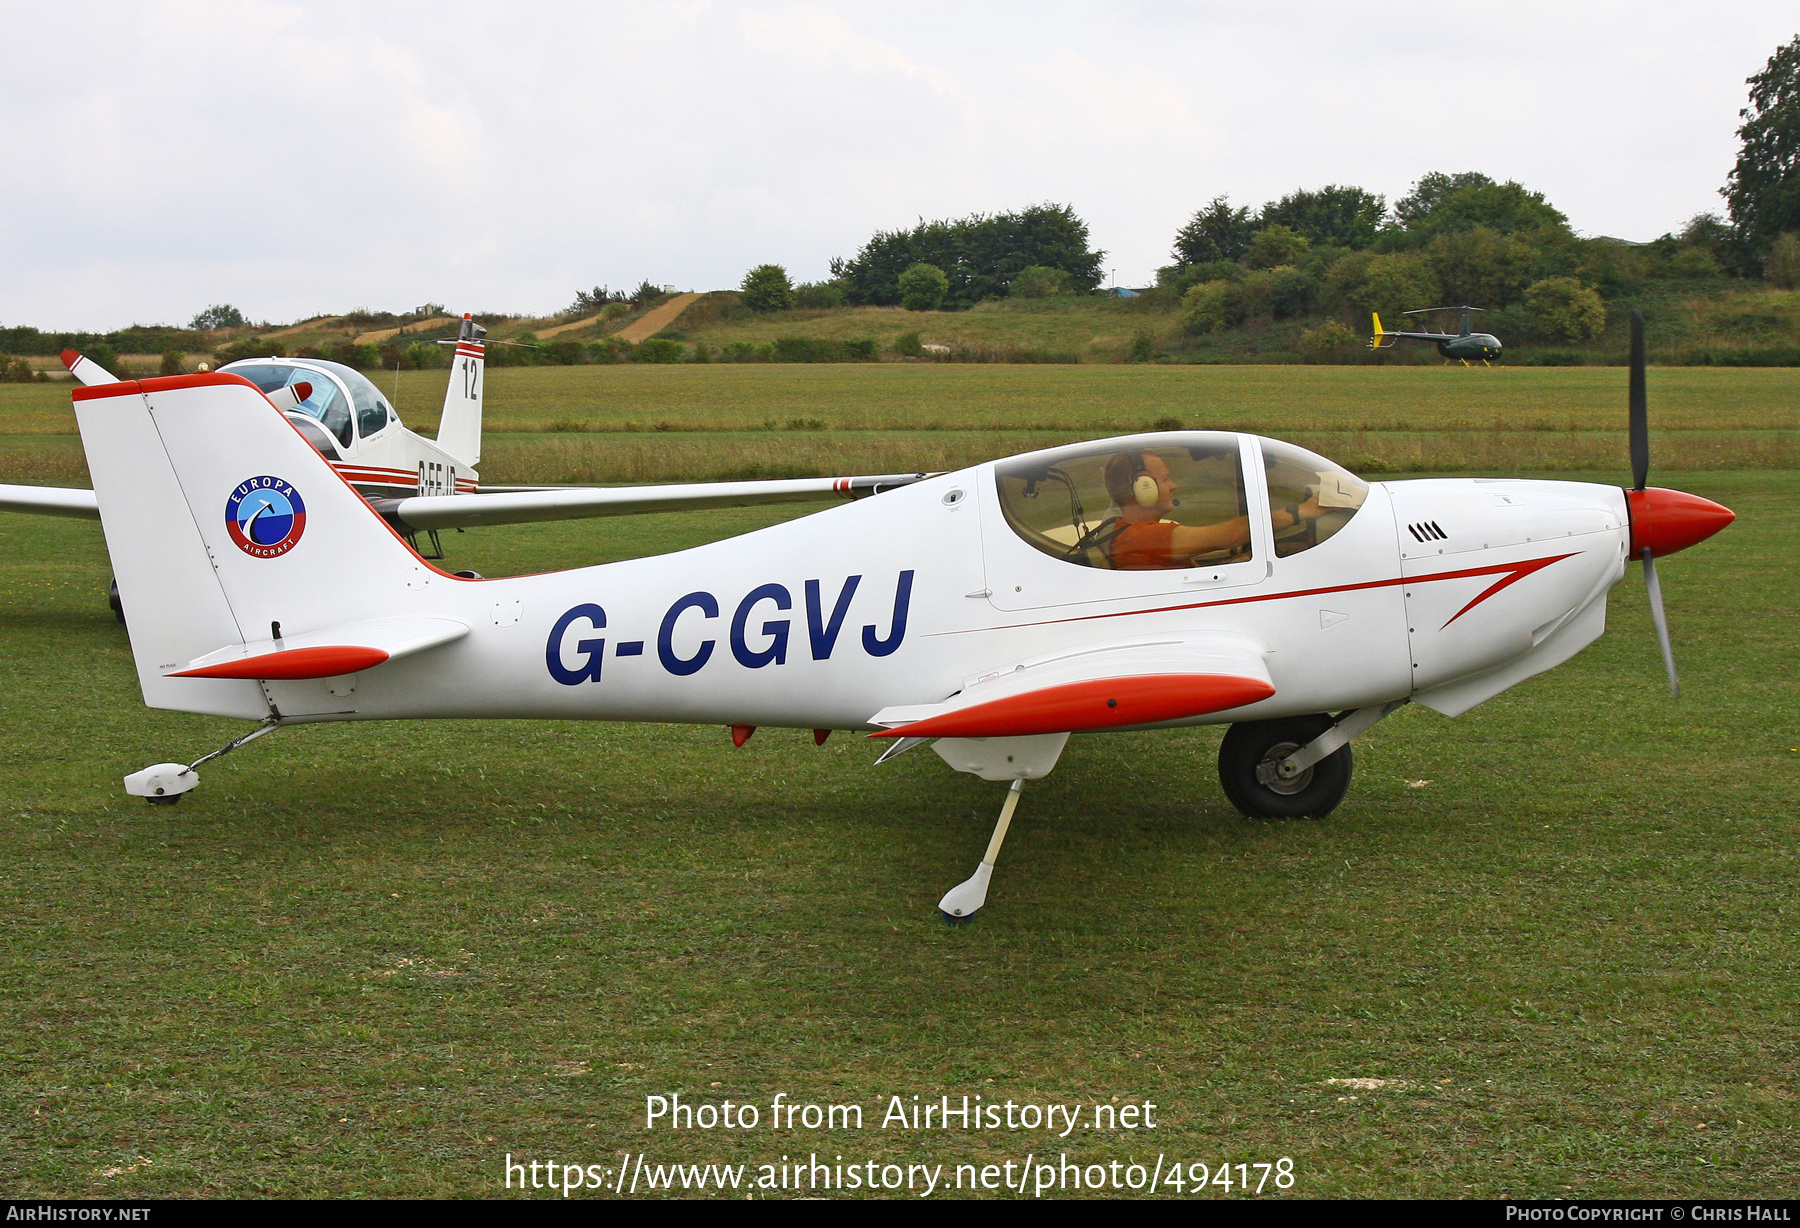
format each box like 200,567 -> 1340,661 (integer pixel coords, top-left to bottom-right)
0,471 -> 1794,1199
4,366 -> 1794,487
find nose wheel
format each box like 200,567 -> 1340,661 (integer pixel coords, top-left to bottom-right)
1218,715 -> 1353,818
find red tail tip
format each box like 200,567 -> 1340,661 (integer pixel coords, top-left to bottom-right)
1627,487 -> 1735,558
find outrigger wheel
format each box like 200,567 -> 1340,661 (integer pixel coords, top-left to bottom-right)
1218,714 -> 1352,819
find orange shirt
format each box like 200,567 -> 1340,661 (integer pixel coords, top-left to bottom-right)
1108,520 -> 1178,570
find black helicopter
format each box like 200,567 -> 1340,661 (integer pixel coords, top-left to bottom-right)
1370,305 -> 1502,364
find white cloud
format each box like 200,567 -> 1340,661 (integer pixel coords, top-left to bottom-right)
0,0 -> 1793,328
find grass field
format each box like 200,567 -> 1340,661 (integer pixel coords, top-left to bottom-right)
0,461 -> 1794,1199
1,366 -> 1796,486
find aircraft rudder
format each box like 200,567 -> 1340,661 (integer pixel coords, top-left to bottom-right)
436,313 -> 486,468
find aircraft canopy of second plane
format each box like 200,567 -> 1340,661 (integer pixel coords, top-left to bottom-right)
224,360 -> 400,453
994,433 -> 1369,571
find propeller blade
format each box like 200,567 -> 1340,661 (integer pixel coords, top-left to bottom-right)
1640,547 -> 1679,697
1628,310 -> 1648,491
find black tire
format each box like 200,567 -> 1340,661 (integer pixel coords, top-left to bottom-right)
1218,714 -> 1352,819
108,576 -> 125,625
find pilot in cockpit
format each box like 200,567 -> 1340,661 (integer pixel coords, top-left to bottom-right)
1100,450 -> 1324,570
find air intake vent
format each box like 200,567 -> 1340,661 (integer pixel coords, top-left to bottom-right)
1407,521 -> 1448,542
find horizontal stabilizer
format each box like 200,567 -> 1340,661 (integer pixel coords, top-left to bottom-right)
869,632 -> 1274,738
0,483 -> 100,518
378,473 -> 928,529
168,616 -> 469,680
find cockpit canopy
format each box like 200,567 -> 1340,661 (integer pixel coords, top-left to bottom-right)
994,433 -> 1368,571
223,358 -> 400,452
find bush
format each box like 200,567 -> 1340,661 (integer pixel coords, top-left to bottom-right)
629,280 -> 664,305
1179,280 -> 1241,334
1322,251 -> 1442,322
1243,225 -> 1310,270
190,304 -> 247,330
1763,233 -> 1800,289
1424,227 -> 1539,308
601,302 -> 630,322
214,335 -> 276,365
1268,266 -> 1317,319
1524,277 -> 1606,342
586,339 -> 627,364
634,338 -> 684,364
1008,265 -> 1067,298
1130,330 -> 1156,362
843,338 -> 878,361
890,330 -> 924,357
793,280 -> 847,309
721,342 -> 773,363
1298,320 -> 1359,356
1525,351 -> 1586,366
898,262 -> 949,311
1668,246 -> 1723,279
405,341 -> 446,369
327,342 -> 380,369
159,349 -> 186,376
740,264 -> 794,313
0,356 -> 42,382
543,339 -> 587,365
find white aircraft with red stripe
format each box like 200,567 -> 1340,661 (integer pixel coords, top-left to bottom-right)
54,313 -> 1735,920
5,314 -> 923,578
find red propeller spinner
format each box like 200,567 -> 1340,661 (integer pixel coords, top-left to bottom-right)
1625,487 -> 1736,558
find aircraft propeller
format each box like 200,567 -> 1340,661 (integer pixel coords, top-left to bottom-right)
1623,309 -> 1736,698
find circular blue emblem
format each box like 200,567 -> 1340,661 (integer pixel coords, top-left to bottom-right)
225,476 -> 307,558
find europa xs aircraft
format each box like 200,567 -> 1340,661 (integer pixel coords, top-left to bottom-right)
46,314 -> 1733,921
6,315 -> 917,574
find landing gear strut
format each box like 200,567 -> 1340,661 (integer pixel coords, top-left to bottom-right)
938,778 -> 1025,924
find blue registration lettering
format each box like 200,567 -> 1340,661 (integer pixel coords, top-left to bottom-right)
862,570 -> 914,657
658,592 -> 719,676
546,604 -> 606,685
804,576 -> 860,661
731,583 -> 792,668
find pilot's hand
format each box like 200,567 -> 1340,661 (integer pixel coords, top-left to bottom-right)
1298,492 -> 1326,521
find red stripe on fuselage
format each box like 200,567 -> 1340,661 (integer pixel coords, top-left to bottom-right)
964,553 -> 1581,636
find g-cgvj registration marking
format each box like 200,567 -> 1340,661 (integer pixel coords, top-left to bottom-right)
225,476 -> 307,558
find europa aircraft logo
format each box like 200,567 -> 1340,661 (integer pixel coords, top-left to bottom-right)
225,476 -> 307,558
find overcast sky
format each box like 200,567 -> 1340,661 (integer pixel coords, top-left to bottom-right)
2,1 -> 1794,331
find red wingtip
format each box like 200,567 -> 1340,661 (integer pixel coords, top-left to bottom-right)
813,728 -> 831,746
1626,488 -> 1736,558
60,349 -> 80,371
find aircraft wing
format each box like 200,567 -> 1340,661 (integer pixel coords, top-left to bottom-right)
374,473 -> 929,530
868,631 -> 1275,738
0,483 -> 100,519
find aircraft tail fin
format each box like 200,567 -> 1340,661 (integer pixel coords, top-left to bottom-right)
72,374 -> 441,718
1369,312 -> 1394,350
435,314 -> 486,468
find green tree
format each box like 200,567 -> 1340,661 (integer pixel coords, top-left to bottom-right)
834,203 -> 1104,308
1424,227 -> 1540,307
1725,35 -> 1800,263
740,264 -> 794,313
1008,265 -> 1067,297
1397,172 -> 1567,237
1394,172 -> 1496,228
897,263 -> 948,311
1258,185 -> 1386,250
1243,225 -> 1311,269
1172,195 -> 1256,265
1525,277 -> 1606,342
159,349 -> 186,376
1178,280 -> 1239,334
1322,252 -> 1442,322
1763,232 -> 1800,288
189,304 -> 246,330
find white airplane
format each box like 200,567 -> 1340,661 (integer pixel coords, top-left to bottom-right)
51,314 -> 1735,921
4,314 -> 923,607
